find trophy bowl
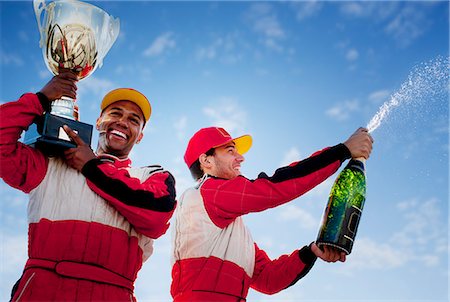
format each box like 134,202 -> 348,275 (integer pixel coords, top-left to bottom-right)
24,0 -> 119,155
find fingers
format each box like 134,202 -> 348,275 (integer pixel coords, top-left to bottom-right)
58,69 -> 78,80
40,71 -> 78,101
310,242 -> 322,257
344,127 -> 374,159
359,127 -> 374,145
339,252 -> 347,262
63,125 -> 85,146
311,243 -> 347,263
56,72 -> 78,99
63,146 -> 78,169
321,246 -> 342,262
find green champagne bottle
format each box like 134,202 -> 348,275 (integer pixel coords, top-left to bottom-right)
316,157 -> 366,255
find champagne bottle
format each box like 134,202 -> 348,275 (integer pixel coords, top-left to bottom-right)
316,157 -> 366,255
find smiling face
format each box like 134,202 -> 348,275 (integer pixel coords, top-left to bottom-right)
96,100 -> 145,159
201,142 -> 245,179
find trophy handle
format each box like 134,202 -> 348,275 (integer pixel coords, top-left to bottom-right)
98,16 -> 120,68
33,0 -> 47,48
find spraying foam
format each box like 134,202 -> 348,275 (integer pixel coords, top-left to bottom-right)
367,56 -> 449,133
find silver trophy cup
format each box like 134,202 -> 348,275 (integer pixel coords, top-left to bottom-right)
25,0 -> 120,155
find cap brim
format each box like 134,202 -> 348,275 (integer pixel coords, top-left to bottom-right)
101,88 -> 151,122
218,134 -> 252,155
234,134 -> 252,155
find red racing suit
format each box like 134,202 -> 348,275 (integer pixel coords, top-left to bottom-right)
171,143 -> 351,301
0,93 -> 176,301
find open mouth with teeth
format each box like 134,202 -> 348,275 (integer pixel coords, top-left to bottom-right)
109,129 -> 128,140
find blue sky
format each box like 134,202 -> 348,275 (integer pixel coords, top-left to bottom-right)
1,1 -> 448,301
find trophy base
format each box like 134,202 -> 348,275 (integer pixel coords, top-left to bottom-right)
24,113 -> 93,157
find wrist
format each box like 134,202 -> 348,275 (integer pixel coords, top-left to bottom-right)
299,244 -> 318,265
36,92 -> 51,113
337,143 -> 352,163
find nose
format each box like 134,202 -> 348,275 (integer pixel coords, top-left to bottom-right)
236,153 -> 245,163
116,115 -> 129,128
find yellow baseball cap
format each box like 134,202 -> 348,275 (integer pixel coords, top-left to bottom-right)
100,88 -> 151,122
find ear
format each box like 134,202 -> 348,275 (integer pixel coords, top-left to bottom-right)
95,116 -> 102,130
136,132 -> 144,144
199,153 -> 213,169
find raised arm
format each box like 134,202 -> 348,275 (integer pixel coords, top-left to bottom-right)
201,126 -> 374,228
0,71 -> 78,193
201,144 -> 350,228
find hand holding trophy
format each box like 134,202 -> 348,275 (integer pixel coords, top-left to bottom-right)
24,0 -> 120,156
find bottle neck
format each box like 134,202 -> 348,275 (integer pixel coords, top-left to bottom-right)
348,157 -> 366,173
354,157 -> 366,164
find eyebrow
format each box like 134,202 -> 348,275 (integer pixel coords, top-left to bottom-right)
224,143 -> 236,149
110,106 -> 143,121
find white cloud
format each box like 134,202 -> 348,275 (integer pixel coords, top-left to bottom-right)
280,147 -> 301,167
254,15 -> 284,39
278,204 -> 318,230
340,2 -> 398,20
345,48 -> 359,61
143,32 -> 176,57
196,42 -> 217,60
305,177 -> 334,201
202,97 -> 248,134
0,234 -> 28,274
325,99 -> 360,121
171,166 -> 194,196
340,2 -> 427,48
385,6 -> 428,48
77,76 -> 115,112
263,38 -> 283,53
396,198 -> 418,211
246,3 -> 286,52
255,236 -> 275,249
38,68 -> 50,79
337,197 -> 447,274
173,116 -> 187,140
340,2 -> 367,17
195,33 -> 243,64
78,76 -> 115,96
0,51 -> 24,66
114,63 -> 150,78
344,237 -> 408,271
368,89 -> 390,104
335,41 -> 359,67
18,30 -> 30,43
291,1 -> 323,21
0,233 -> 28,300
390,198 -> 443,248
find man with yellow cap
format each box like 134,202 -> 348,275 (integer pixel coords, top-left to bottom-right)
171,126 -> 373,301
0,71 -> 176,301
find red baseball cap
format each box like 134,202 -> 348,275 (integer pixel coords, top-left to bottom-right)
184,127 -> 252,168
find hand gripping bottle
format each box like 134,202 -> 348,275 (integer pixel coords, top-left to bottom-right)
316,157 -> 366,255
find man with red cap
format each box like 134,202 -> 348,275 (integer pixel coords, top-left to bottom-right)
0,71 -> 176,301
171,126 -> 373,301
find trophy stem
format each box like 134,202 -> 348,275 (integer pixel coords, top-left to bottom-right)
50,96 -> 76,120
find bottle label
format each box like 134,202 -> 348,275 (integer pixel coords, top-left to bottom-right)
316,160 -> 366,255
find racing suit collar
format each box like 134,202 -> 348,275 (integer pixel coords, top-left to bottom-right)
97,153 -> 131,168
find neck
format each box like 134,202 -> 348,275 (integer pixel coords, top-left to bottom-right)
96,148 -> 129,160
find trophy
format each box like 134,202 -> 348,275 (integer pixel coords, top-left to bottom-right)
24,0 -> 120,155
